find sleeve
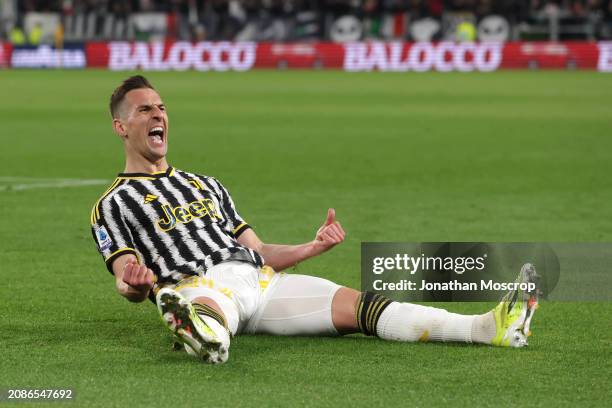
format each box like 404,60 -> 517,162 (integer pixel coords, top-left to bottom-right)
91,194 -> 138,274
210,177 -> 252,238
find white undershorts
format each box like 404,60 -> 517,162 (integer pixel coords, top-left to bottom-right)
173,261 -> 341,336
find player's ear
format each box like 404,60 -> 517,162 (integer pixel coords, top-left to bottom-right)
112,118 -> 128,140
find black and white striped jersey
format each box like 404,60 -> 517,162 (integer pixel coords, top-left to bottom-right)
90,166 -> 264,289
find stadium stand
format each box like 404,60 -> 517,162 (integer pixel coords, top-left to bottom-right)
1,0 -> 612,44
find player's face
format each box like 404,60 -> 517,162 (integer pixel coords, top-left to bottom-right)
117,88 -> 169,162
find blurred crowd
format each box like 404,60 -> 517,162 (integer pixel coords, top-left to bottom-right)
3,0 -> 612,43
14,0 -> 612,18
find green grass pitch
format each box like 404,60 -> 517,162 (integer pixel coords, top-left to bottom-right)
1,70 -> 611,407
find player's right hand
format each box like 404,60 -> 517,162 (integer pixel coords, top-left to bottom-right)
122,261 -> 155,292
313,208 -> 345,254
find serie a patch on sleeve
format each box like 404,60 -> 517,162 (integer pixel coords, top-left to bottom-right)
95,226 -> 113,252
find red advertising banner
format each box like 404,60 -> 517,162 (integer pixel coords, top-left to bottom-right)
3,41 -> 612,72
0,42 -> 11,68
503,42 -> 601,70
266,41 -> 607,71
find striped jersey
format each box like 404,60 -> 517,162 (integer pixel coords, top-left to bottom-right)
90,166 -> 264,293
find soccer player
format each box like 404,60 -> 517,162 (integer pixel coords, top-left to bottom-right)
91,76 -> 539,364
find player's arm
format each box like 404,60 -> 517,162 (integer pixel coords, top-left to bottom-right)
238,208 -> 345,271
111,254 -> 155,303
93,194 -> 154,302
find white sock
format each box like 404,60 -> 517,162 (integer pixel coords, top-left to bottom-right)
376,302 -> 494,344
471,311 -> 496,344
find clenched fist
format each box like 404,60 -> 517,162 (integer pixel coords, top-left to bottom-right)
122,261 -> 156,293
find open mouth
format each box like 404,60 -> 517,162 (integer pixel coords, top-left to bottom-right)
148,126 -> 165,144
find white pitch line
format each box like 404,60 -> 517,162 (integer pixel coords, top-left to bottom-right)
0,176 -> 109,182
0,176 -> 63,182
0,178 -> 110,192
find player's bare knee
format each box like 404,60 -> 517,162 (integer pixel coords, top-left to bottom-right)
331,287 -> 361,334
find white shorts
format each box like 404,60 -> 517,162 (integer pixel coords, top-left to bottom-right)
173,261 -> 342,336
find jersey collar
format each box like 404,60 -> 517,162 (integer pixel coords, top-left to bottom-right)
118,166 -> 175,180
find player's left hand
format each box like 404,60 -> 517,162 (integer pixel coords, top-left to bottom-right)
313,208 -> 345,254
